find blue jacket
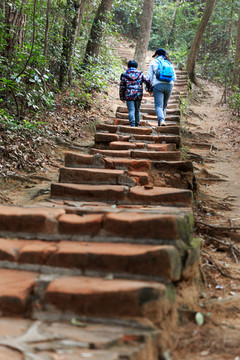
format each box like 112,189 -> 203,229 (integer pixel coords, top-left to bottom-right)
147,56 -> 176,87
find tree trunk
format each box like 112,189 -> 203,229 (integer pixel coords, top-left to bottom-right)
222,0 -> 233,103
59,0 -> 80,89
232,1 -> 240,87
186,0 -> 216,85
168,0 -> 181,45
84,0 -> 114,63
134,0 -> 154,72
4,0 -> 28,60
68,0 -> 87,83
44,0 -> 51,58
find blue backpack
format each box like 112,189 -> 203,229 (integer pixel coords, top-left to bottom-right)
155,57 -> 174,82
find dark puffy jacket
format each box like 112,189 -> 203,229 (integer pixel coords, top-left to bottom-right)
119,68 -> 149,101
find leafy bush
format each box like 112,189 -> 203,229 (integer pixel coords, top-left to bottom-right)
230,86 -> 240,117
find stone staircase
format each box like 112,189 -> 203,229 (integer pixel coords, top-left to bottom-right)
0,46 -> 199,359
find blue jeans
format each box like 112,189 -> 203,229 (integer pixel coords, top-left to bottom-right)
126,100 -> 141,126
153,83 -> 174,125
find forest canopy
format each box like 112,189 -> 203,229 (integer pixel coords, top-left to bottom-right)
0,0 -> 240,122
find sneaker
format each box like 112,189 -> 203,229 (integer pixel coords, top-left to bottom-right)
159,120 -> 166,126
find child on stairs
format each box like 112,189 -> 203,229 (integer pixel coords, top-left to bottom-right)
119,60 -> 150,127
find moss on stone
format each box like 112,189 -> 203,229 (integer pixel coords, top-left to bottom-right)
176,213 -> 194,245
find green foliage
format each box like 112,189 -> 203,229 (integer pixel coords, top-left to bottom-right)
1,0 -> 240,126
112,0 -> 143,38
230,86 -> 240,117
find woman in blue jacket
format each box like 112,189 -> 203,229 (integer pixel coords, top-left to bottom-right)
147,49 -> 176,126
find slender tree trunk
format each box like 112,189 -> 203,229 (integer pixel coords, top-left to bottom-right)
44,0 -> 50,58
186,0 -> 216,85
168,0 -> 181,45
232,1 -> 240,87
134,0 -> 154,72
222,0 -> 233,103
73,0 -> 87,52
59,0 -> 80,89
84,0 -> 114,64
68,0 -> 87,83
4,0 -> 28,60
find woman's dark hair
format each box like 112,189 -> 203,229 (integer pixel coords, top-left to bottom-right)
128,60 -> 138,68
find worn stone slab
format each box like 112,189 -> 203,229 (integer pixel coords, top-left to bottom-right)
132,134 -> 181,146
64,152 -> 95,167
102,158 -> 150,172
0,206 -> 65,234
146,143 -> 176,151
116,106 -> 174,114
44,276 -> 166,318
51,183 -> 127,202
142,114 -> 180,123
95,133 -> 119,143
96,124 -> 118,133
118,126 -> 152,135
0,269 -> 38,315
152,161 -> 193,173
103,212 -> 184,241
128,187 -> 192,207
132,150 -> 181,161
59,167 -> 125,185
116,109 -> 180,119
109,141 -> 137,150
109,141 -> 146,150
58,213 -> 104,234
156,126 -> 180,135
127,171 -> 149,186
91,149 -> 132,158
114,119 -> 148,126
6,240 -> 181,281
0,318 -> 160,360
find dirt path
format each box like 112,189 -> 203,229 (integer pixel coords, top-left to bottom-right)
184,81 -> 240,221
172,81 -> 240,360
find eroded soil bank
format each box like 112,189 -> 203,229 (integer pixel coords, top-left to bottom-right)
172,80 -> 240,360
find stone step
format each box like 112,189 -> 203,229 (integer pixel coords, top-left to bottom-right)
91,149 -> 132,158
95,133 -> 181,147
117,104 -> 179,114
51,184 -> 192,207
0,268 -> 169,322
129,134 -> 181,147
59,167 -> 149,187
91,147 -> 180,161
95,133 -> 131,144
114,116 -> 180,126
108,142 -> 176,151
98,122 -> 180,136
0,204 -> 193,242
59,167 -> 124,185
142,114 -> 180,122
131,150 -> 181,161
0,268 -> 37,315
42,275 -> 168,321
64,152 -> 151,171
156,125 -> 180,135
0,238 -> 182,281
0,317 -> 163,359
96,124 -> 153,135
116,108 -> 180,119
